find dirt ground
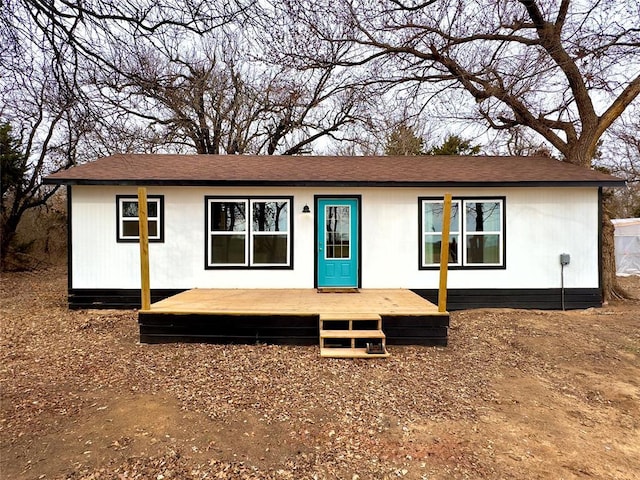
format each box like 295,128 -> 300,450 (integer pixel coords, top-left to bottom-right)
1,270 -> 639,480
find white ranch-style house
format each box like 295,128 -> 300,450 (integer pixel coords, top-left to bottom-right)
45,154 -> 623,346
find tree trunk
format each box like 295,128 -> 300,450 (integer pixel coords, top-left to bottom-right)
0,213 -> 21,271
564,148 -> 627,303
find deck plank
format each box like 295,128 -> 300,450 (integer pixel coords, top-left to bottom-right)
320,329 -> 386,339
320,347 -> 390,358
147,289 -> 445,317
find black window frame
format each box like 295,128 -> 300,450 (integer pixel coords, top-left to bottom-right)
418,196 -> 506,270
205,195 -> 294,270
116,194 -> 165,243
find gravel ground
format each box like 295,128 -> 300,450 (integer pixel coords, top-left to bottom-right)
1,269 -> 639,479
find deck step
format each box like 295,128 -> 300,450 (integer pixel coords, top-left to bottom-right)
320,329 -> 385,339
320,347 -> 390,358
319,313 -> 389,358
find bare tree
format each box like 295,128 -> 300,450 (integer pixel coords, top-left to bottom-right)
274,0 -> 640,299
10,0 -> 254,81
600,108 -> 640,218
11,0 -> 363,156
1,6 -> 93,267
83,26 -> 367,155
276,0 -> 639,165
1,0 -> 368,266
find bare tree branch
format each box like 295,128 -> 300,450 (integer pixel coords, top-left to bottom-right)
273,0 -> 640,166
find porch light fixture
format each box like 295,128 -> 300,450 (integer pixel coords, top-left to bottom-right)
302,204 -> 311,213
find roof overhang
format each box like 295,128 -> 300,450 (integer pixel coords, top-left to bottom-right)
43,178 -> 626,188
43,154 -> 627,188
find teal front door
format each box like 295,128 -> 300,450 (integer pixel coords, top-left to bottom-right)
317,198 -> 359,288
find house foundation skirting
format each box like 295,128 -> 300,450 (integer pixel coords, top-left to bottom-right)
413,288 -> 602,310
68,288 -> 186,309
68,287 -> 602,311
137,313 -> 449,346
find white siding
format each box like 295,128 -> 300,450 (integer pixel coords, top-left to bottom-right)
70,186 -> 600,290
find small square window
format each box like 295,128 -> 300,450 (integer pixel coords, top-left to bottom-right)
116,195 -> 164,243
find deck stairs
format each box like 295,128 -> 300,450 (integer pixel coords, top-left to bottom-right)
319,312 -> 390,358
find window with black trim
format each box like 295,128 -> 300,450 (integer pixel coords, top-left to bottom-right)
206,197 -> 292,268
420,197 -> 504,268
116,195 -> 164,243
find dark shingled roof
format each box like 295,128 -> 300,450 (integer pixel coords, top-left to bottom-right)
44,154 -> 625,187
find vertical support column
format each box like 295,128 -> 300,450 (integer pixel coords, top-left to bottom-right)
349,319 -> 354,348
138,187 -> 151,311
438,193 -> 452,313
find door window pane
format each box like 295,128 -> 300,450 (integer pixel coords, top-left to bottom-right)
325,205 -> 350,259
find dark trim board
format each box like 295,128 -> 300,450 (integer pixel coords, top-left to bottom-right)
69,288 -> 186,309
598,187 -> 603,294
138,312 -> 449,346
412,288 -> 602,310
381,315 -> 449,346
69,287 -> 603,311
66,186 -> 73,291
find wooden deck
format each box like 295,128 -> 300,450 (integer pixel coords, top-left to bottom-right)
138,289 -> 449,346
147,288 -> 444,316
